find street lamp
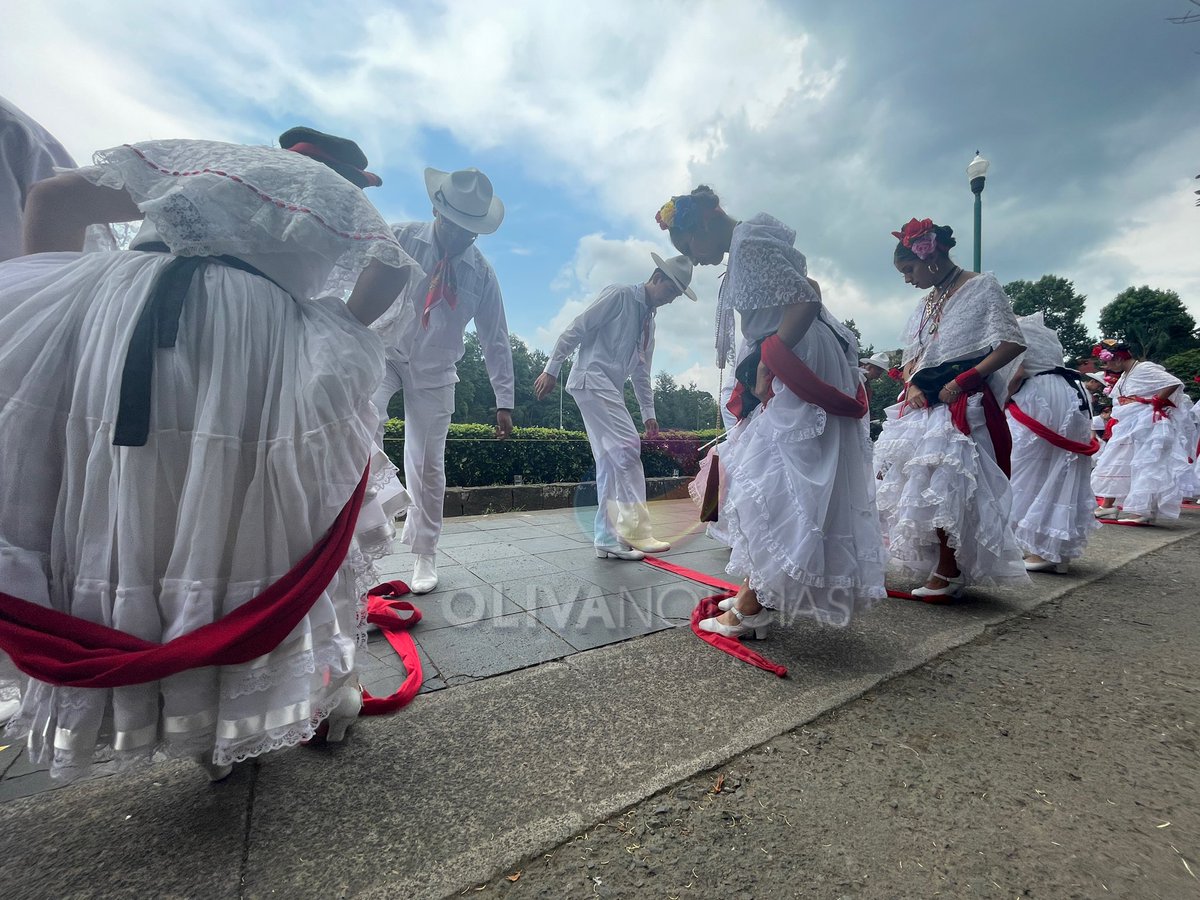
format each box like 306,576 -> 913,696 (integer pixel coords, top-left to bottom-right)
967,151 -> 989,272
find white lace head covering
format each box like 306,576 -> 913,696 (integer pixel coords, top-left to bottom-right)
1015,311 -> 1064,374
76,139 -> 418,297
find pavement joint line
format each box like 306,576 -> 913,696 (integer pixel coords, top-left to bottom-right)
237,759 -> 260,900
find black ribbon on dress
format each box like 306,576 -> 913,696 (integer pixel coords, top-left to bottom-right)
113,242 -> 285,447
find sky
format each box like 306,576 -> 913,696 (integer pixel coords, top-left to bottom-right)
4,0 -> 1199,397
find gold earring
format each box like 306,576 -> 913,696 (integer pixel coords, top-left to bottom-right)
928,262 -> 940,276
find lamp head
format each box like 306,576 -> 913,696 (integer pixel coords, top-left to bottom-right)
968,151 -> 989,195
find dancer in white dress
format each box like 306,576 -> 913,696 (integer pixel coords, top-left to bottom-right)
1005,313 -> 1100,572
0,131 -> 420,782
874,218 -> 1028,599
659,186 -> 885,635
1091,340 -> 1189,523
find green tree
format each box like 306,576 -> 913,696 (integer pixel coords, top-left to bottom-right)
1164,348 -> 1200,401
1098,286 -> 1198,361
1003,276 -> 1093,360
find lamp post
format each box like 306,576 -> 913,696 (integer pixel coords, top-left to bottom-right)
967,151 -> 989,272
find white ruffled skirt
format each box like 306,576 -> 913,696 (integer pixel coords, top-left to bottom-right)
1091,401 -> 1189,519
1006,377 -> 1100,562
717,323 -> 886,627
0,250 -> 393,780
874,394 -> 1028,586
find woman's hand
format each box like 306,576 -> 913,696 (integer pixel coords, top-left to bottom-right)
905,382 -> 927,409
754,361 -> 773,400
938,380 -> 964,405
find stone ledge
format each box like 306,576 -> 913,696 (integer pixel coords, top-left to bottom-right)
442,477 -> 691,517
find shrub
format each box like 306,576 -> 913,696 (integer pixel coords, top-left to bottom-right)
381,421 -> 722,487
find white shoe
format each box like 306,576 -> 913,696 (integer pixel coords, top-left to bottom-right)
623,536 -> 671,553
194,755 -> 233,783
324,684 -> 363,743
1094,506 -> 1115,518
1120,512 -> 1155,525
717,596 -> 736,612
910,571 -> 965,601
698,608 -> 772,640
1024,556 -> 1069,573
595,544 -> 645,561
410,554 -> 438,594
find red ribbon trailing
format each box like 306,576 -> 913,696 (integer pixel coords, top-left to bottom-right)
421,255 -> 458,328
361,582 -> 423,715
1006,401 -> 1101,456
0,468 -> 370,689
641,556 -> 787,677
948,368 -> 1012,478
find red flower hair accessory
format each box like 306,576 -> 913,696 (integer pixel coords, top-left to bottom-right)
891,218 -> 940,260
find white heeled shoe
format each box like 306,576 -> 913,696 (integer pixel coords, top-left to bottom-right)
324,684 -> 363,743
1120,512 -> 1155,525
1093,505 -> 1115,518
910,571 -> 964,601
410,554 -> 438,594
622,535 -> 671,553
194,755 -> 233,783
698,607 -> 772,640
595,544 -> 645,560
717,596 -> 737,612
1024,556 -> 1068,573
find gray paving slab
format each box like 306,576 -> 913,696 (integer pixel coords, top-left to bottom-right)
533,593 -> 672,652
0,741 -> 21,779
463,554 -> 565,583
458,516 -> 518,531
438,521 -> 484,535
406,584 -> 522,631
494,571 -> 606,611
411,563 -> 487,595
428,528 -> 498,548
618,578 -> 716,621
415,611 -> 575,684
506,533 -> 590,554
438,541 -> 529,565
4,743 -> 47,779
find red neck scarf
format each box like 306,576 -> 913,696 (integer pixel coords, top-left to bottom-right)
421,255 -> 458,328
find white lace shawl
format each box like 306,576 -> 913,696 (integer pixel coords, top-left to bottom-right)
715,213 -> 850,364
1116,360 -> 1183,399
902,272 -> 1024,372
75,139 -> 418,298
1016,311 -> 1065,375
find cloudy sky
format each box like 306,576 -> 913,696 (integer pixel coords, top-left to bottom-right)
5,1 -> 1198,395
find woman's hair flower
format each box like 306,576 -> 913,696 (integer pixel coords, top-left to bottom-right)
655,199 -> 677,231
891,217 -> 935,247
909,231 -> 939,260
887,366 -> 903,381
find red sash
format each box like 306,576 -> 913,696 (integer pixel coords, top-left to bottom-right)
759,334 -> 869,418
1125,394 -> 1176,421
1006,401 -> 1101,456
949,368 -> 1012,478
0,468 -> 370,689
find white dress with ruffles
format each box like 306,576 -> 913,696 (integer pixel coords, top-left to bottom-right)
716,214 -> 885,626
0,140 -> 420,779
1091,361 -> 1189,519
873,273 -> 1029,586
1005,313 -> 1100,563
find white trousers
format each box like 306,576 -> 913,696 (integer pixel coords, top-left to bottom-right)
570,384 -> 652,547
373,353 -> 455,556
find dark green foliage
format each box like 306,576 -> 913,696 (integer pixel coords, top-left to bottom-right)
1098,286 -> 1198,361
1004,276 -> 1093,360
1164,348 -> 1200,400
381,420 -> 723,487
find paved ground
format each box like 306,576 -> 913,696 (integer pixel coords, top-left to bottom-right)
0,501 -> 1196,899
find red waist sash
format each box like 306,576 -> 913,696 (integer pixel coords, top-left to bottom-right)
759,334 -> 869,418
948,369 -> 1012,478
1006,401 -> 1101,456
0,467 -> 370,689
1124,394 -> 1176,421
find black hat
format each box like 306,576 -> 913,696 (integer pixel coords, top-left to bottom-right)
278,126 -> 382,189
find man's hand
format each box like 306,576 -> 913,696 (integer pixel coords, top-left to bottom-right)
495,408 -> 513,440
533,372 -> 557,401
644,418 -> 660,438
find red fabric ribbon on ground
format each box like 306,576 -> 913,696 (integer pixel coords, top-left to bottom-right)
361,581 -> 423,715
1006,401 -> 1101,456
760,334 -> 869,419
0,468 -> 369,689
948,367 -> 1012,478
421,255 -> 458,328
640,557 -> 787,678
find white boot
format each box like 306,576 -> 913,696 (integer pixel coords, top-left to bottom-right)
411,553 -> 438,594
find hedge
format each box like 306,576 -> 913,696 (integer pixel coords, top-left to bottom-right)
381,420 -> 723,488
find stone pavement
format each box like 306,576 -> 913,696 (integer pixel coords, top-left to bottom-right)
1,502 -> 1197,899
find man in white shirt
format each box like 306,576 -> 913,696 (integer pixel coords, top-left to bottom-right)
535,254 -> 696,559
371,167 -> 515,593
0,95 -> 76,262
